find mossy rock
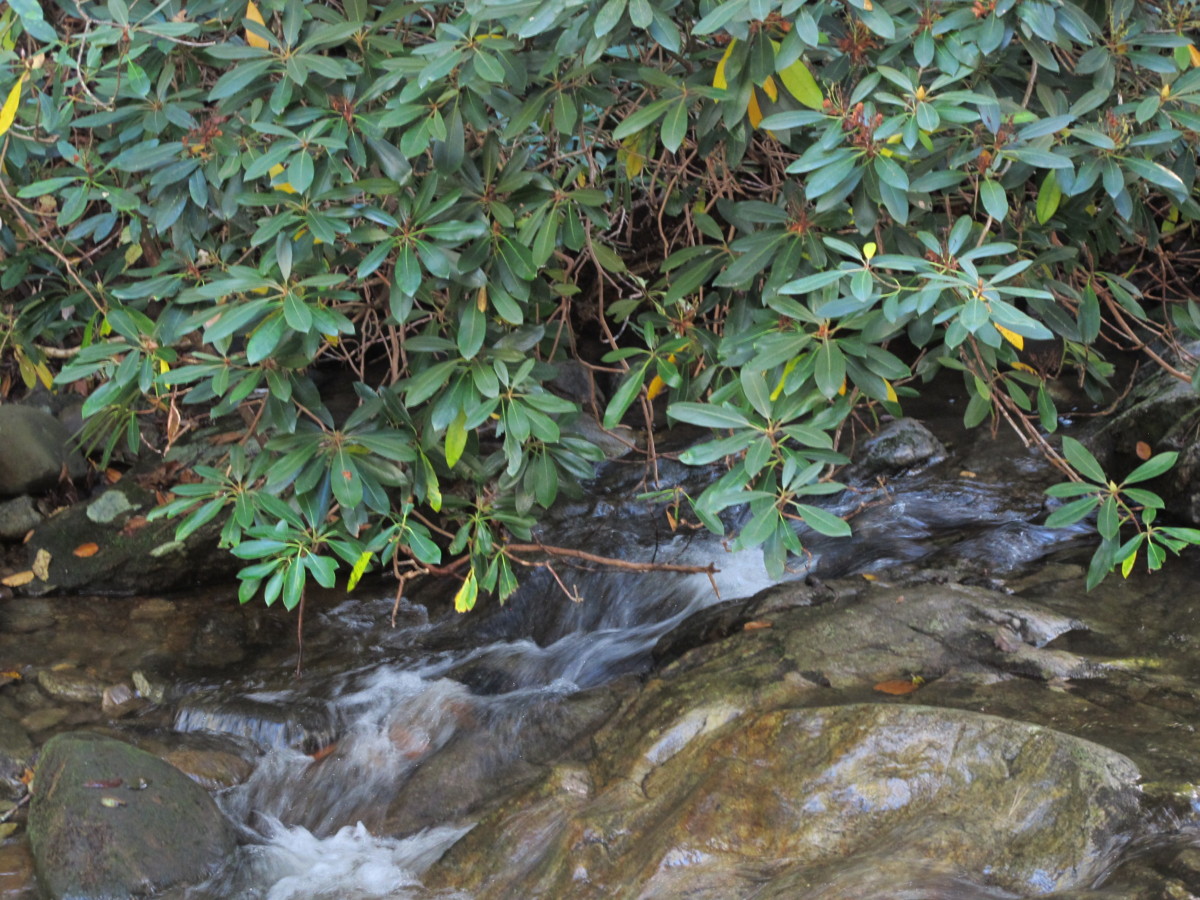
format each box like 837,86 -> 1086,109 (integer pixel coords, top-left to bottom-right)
28,732 -> 235,899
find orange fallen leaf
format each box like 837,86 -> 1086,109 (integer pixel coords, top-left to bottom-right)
121,516 -> 149,537
309,742 -> 339,763
105,468 -> 123,484
959,470 -> 977,478
1135,441 -> 1152,461
1,571 -> 35,588
20,767 -> 34,786
742,620 -> 773,631
73,542 -> 100,558
874,679 -> 920,695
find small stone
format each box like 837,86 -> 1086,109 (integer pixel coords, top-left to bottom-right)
85,490 -> 137,525
101,684 -> 134,712
0,496 -> 41,541
19,708 -> 68,733
131,670 -> 172,705
36,668 -> 106,704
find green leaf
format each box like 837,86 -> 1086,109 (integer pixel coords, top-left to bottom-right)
1044,495 -> 1099,528
1035,169 -> 1061,224
603,361 -> 649,429
660,100 -> 688,153
667,402 -> 752,430
445,408 -> 468,468
813,341 -> 846,399
979,180 -> 1007,221
795,504 -> 851,537
1123,451 -> 1177,484
1061,436 -> 1107,484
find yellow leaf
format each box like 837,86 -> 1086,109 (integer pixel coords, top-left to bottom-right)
453,569 -> 478,613
747,90 -> 764,129
1190,44 -> 1200,67
1010,361 -> 1037,374
647,374 -> 667,400
158,358 -> 170,374
476,285 -> 488,312
268,163 -> 297,194
713,41 -> 736,91
863,241 -> 877,261
0,571 -> 34,588
32,548 -> 51,581
771,356 -> 800,401
245,1 -> 271,49
884,379 -> 897,403
347,550 -> 373,591
995,323 -> 1024,350
761,75 -> 778,103
0,74 -> 26,137
776,57 -> 824,111
1121,550 -> 1136,578
836,377 -> 847,396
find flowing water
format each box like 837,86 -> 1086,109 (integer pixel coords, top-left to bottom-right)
9,422 -> 1200,898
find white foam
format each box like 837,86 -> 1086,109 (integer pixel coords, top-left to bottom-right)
254,818 -> 472,900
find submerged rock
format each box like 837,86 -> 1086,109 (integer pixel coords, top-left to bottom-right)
28,732 -> 235,899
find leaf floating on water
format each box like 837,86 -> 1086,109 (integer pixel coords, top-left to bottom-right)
99,796 -> 126,808
873,678 -> 921,695
742,620 -> 773,631
84,778 -> 123,789
0,571 -> 34,587
73,543 -> 100,558
310,742 -> 338,762
1135,440 -> 1152,461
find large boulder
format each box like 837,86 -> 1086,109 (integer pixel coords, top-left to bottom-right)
28,732 -> 236,899
0,405 -> 86,497
428,702 -> 1141,898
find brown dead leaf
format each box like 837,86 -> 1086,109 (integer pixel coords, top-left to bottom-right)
310,742 -> 339,763
73,542 -> 100,558
742,620 -> 773,631
32,548 -> 52,581
959,470 -> 977,478
1135,441 -> 1152,461
22,529 -> 33,544
105,467 -> 123,484
1,570 -> 35,588
873,679 -> 920,695
121,516 -> 149,537
209,431 -> 245,446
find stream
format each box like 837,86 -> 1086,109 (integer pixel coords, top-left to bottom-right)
6,415 -> 1200,898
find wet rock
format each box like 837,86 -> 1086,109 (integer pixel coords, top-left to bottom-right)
0,406 -> 86,498
162,747 -> 255,790
0,496 -> 41,541
0,838 -> 35,896
0,717 -> 33,799
0,599 -> 56,634
848,417 -> 947,479
19,708 -> 68,734
36,668 -> 106,704
18,479 -> 238,595
85,490 -> 136,525
173,692 -> 338,753
430,704 -> 1141,898
131,669 -> 175,705
28,732 -> 235,899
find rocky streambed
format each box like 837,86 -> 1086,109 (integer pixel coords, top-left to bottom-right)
2,407 -> 1200,897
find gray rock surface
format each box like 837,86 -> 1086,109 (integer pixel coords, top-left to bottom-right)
0,495 -> 41,540
28,732 -> 236,899
0,405 -> 86,497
